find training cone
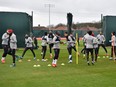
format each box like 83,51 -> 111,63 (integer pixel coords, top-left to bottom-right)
48,64 -> 51,67
28,59 -> 31,62
33,65 -> 37,67
103,56 -> 105,58
37,65 -> 41,67
19,59 -> 22,62
61,63 -> 65,66
97,56 -> 100,59
37,59 -> 39,61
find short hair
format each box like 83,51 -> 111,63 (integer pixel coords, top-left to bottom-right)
112,32 -> 115,35
88,31 -> 92,35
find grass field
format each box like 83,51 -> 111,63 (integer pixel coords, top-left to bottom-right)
0,40 -> 116,87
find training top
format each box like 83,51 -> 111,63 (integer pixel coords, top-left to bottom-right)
10,33 -> 17,49
85,35 -> 94,49
2,33 -> 9,45
83,33 -> 89,46
93,37 -> 99,48
66,35 -> 76,47
53,35 -> 61,49
41,35 -> 48,46
97,34 -> 105,44
25,37 -> 33,47
111,35 -> 116,46
47,33 -> 55,44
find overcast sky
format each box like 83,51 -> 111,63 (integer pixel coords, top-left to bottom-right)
0,0 -> 116,26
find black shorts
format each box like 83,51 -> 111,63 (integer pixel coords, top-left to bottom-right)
86,48 -> 93,54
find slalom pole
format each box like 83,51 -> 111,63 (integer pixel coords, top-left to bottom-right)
76,33 -> 79,64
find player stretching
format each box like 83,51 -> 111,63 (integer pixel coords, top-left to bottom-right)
21,34 -> 36,60
47,31 -> 55,58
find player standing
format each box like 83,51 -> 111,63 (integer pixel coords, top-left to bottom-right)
41,32 -> 48,61
85,31 -> 94,65
52,32 -> 61,67
97,32 -> 107,55
64,32 -> 77,63
109,32 -> 116,60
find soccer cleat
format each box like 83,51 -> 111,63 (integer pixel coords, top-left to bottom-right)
1,59 -> 5,64
52,64 -> 57,67
88,63 -> 90,66
33,57 -> 36,60
42,59 -> 47,62
109,57 -> 113,60
10,63 -> 16,67
91,61 -> 94,65
68,60 -> 72,63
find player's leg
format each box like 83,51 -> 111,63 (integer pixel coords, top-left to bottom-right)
90,49 -> 94,65
49,44 -> 53,58
101,44 -> 107,54
72,46 -> 77,52
11,49 -> 16,67
67,47 -> 73,63
21,47 -> 28,58
1,45 -> 8,63
86,49 -> 90,65
52,49 -> 60,67
42,46 -> 47,61
30,47 -> 36,59
110,46 -> 113,60
95,48 -> 98,62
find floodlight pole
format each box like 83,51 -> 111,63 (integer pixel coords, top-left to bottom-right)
45,4 -> 54,31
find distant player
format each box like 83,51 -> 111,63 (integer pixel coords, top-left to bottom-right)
47,31 -> 55,58
85,31 -> 94,65
9,29 -> 17,67
41,32 -> 48,61
81,32 -> 89,57
33,36 -> 38,49
1,30 -> 10,63
93,33 -> 99,62
21,34 -> 36,59
52,32 -> 62,67
97,32 -> 108,55
64,32 -> 77,63
109,32 -> 116,60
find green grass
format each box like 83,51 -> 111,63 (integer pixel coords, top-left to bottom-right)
0,40 -> 116,87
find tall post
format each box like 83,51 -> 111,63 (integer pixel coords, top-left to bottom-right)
67,13 -> 73,35
45,4 -> 55,31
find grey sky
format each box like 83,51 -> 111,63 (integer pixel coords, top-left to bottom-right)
0,0 -> 116,26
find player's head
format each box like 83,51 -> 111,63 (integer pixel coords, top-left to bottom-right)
49,30 -> 52,34
88,31 -> 92,35
70,32 -> 73,36
55,31 -> 60,36
25,34 -> 29,38
111,32 -> 115,35
7,29 -> 13,35
100,31 -> 102,35
92,32 -> 94,36
64,32 -> 68,37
